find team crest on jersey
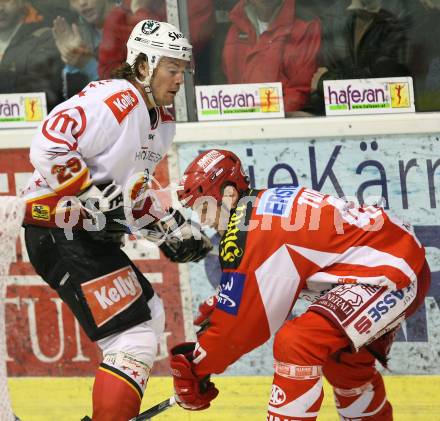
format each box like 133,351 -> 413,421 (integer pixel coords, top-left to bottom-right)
104,89 -> 139,124
42,106 -> 86,148
142,20 -> 160,35
217,272 -> 246,316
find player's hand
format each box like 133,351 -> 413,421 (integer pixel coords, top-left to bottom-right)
146,209 -> 213,263
53,17 -> 93,67
78,182 -> 126,233
170,342 -> 218,411
194,295 -> 218,333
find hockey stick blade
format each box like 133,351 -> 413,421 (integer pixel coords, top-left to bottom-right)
129,396 -> 176,421
81,397 -> 175,421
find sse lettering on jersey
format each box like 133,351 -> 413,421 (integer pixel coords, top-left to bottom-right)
21,79 -> 175,227
193,187 -> 426,377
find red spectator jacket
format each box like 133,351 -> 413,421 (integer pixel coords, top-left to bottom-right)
98,0 -> 214,79
222,0 -> 321,112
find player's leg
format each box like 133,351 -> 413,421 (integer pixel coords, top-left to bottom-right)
308,262 -> 430,421
268,261 -> 430,421
269,311 -> 349,421
24,225 -> 158,421
323,345 -> 392,421
93,293 -> 165,421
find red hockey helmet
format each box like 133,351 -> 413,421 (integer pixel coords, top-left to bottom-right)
178,149 -> 249,207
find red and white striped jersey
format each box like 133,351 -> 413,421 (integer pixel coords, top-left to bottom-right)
193,186 -> 426,376
21,79 -> 175,226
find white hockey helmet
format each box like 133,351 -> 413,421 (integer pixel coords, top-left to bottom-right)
126,19 -> 192,80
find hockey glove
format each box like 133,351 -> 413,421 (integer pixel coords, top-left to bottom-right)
170,342 -> 218,411
194,295 -> 218,334
78,181 -> 126,239
144,208 -> 212,263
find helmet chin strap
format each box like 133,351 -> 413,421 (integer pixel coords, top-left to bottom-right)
135,68 -> 158,108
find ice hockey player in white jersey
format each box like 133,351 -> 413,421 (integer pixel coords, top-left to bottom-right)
21,20 -> 211,421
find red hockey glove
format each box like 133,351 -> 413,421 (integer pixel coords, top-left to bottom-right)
193,295 -> 218,329
170,342 -> 219,411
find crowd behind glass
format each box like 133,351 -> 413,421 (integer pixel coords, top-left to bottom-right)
1,0 -> 439,117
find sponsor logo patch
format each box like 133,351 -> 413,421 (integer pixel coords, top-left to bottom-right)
197,150 -> 225,173
220,204 -> 246,267
105,89 -> 139,124
256,187 -> 299,217
353,282 -> 417,334
217,272 -> 246,316
270,385 -> 286,406
311,284 -> 380,324
81,266 -> 142,327
168,31 -> 184,41
338,277 -> 358,285
31,203 -> 50,221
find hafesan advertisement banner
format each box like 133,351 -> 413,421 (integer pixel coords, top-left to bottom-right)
195,82 -> 285,121
324,77 -> 415,116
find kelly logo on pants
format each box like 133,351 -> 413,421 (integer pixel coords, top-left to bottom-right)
81,266 -> 143,327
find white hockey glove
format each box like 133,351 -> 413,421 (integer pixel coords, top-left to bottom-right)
78,181 -> 126,233
142,208 -> 212,263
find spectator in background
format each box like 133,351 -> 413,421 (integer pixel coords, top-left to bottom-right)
208,0 -> 237,85
307,0 -> 409,115
97,0 -> 163,79
0,0 -> 63,110
30,0 -> 75,24
404,0 -> 440,111
52,0 -> 114,98
222,0 -> 321,114
98,0 -> 214,84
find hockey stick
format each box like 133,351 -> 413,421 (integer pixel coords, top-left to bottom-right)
128,371 -> 210,420
129,396 -> 176,421
81,396 -> 176,421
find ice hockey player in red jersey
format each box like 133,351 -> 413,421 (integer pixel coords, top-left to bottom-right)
169,149 -> 431,420
21,20 -> 211,421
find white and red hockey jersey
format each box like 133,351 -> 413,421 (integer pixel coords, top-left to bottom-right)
21,79 -> 175,226
193,186 -> 427,377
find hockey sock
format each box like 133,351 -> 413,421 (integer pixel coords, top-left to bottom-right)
332,371 -> 392,420
267,369 -> 324,421
92,353 -> 150,421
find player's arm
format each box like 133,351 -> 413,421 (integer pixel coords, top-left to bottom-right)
30,106 -> 92,197
195,289 -> 271,375
174,269 -> 272,373
170,270 -> 271,410
128,184 -> 212,262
